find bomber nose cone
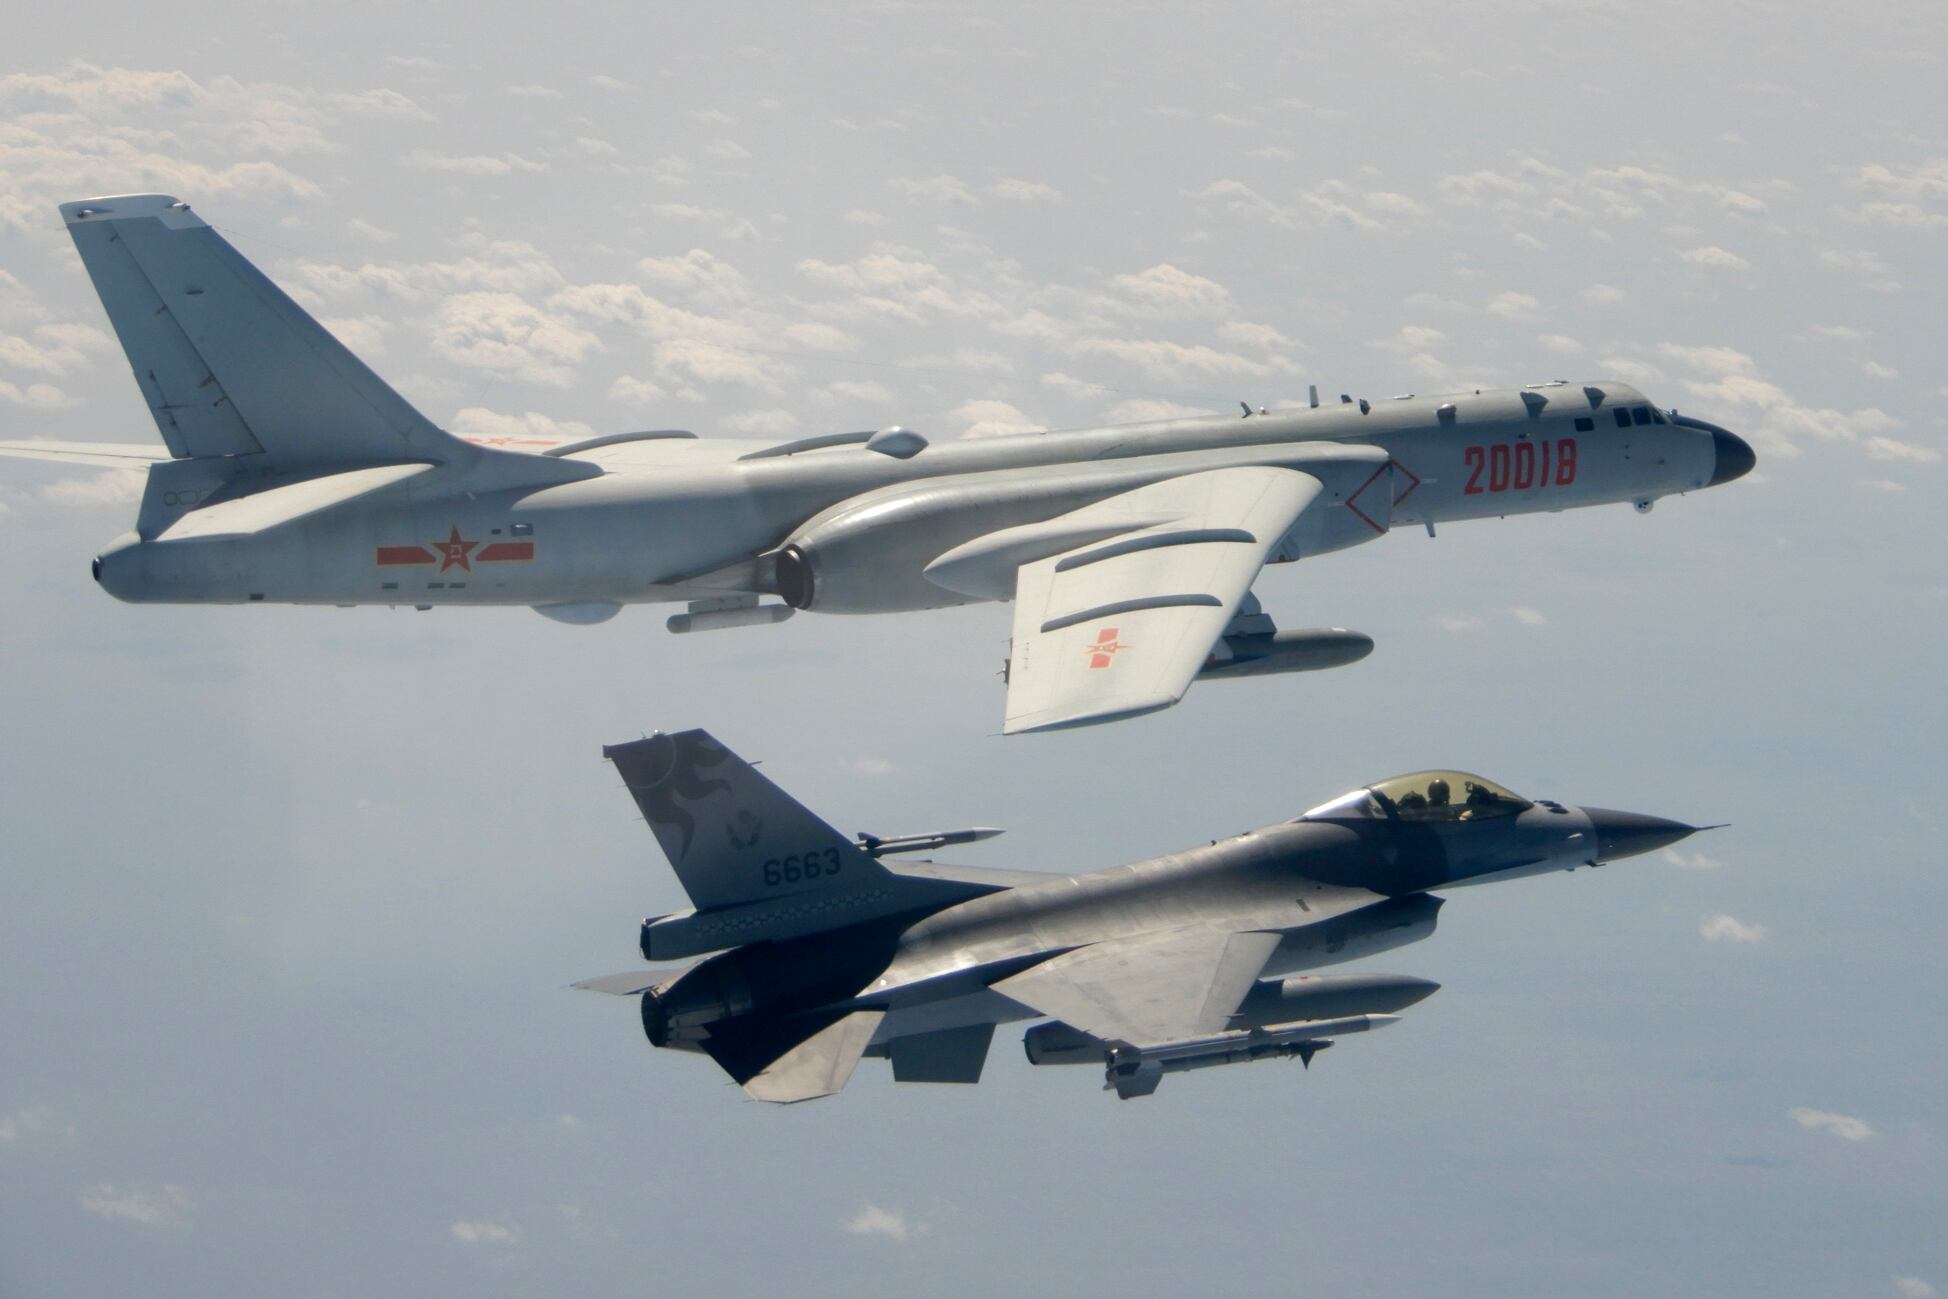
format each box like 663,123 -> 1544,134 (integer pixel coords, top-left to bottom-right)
1708,428 -> 1756,486
1582,808 -> 1698,863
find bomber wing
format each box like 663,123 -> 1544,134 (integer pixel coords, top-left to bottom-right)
997,466 -> 1323,733
992,925 -> 1283,1048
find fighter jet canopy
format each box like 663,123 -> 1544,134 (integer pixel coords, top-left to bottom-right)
1303,771 -> 1532,823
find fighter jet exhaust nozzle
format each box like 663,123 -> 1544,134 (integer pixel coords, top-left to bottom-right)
1581,808 -> 1700,863
639,958 -> 756,1046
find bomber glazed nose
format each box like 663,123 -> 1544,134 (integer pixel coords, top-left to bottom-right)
1709,428 -> 1756,486
1582,808 -> 1699,862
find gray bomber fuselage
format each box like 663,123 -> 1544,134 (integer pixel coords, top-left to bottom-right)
92,381 -> 1747,611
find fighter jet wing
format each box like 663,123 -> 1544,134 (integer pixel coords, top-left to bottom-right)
992,926 -> 1283,1048
0,440 -> 170,465
1001,466 -> 1323,733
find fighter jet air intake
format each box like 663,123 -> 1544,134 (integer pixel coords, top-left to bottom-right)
577,729 -> 1709,1102
0,195 -> 1757,731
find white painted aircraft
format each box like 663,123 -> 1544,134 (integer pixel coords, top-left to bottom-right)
1,194 -> 1756,733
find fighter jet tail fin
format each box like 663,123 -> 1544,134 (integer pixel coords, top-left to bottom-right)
60,195 -> 470,471
607,730 -> 981,959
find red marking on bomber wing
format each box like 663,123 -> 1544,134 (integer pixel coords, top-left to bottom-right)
376,545 -> 435,566
476,541 -> 534,562
1086,627 -> 1126,670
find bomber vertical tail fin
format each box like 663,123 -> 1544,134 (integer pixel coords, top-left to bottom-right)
61,194 -> 464,470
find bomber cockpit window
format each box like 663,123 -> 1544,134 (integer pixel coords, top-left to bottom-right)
1367,771 -> 1532,823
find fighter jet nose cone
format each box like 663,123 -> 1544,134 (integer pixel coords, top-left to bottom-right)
1582,808 -> 1698,863
1709,427 -> 1756,486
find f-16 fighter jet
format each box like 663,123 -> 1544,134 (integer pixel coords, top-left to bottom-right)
3,195 -> 1756,732
577,729 -> 1709,1101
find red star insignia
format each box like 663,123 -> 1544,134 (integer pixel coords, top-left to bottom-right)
431,526 -> 479,573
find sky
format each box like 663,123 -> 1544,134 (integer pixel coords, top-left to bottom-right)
1,1 -> 1944,1294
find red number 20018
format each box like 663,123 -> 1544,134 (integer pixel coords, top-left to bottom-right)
1463,438 -> 1577,495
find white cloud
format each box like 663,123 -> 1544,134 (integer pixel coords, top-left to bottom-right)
1851,157 -> 1948,200
1862,436 -> 1941,464
0,1105 -> 53,1141
636,249 -> 750,304
81,1183 -> 192,1225
953,399 -> 1041,439
1041,371 -> 1108,400
843,754 -> 894,776
1070,337 -> 1279,380
826,379 -> 893,404
1538,333 -> 1584,355
321,315 -> 391,357
1434,614 -> 1481,633
1848,201 -> 1948,229
449,408 -> 594,444
1893,1277 -> 1937,1298
844,1204 -> 914,1241
1106,398 -> 1207,422
890,174 -> 977,205
1663,847 -> 1724,870
1678,246 -> 1751,270
1111,264 -> 1231,309
724,408 -> 799,436
780,322 -> 856,353
0,378 -> 71,409
1789,1107 -> 1875,1141
451,1220 -> 519,1245
1511,606 -> 1547,626
992,177 -> 1061,203
1657,343 -> 1919,462
1219,322 -> 1298,352
1700,914 -> 1766,944
608,375 -> 668,407
431,292 -> 599,386
402,151 -> 546,175
1485,291 -> 1542,321
1582,284 -> 1627,306
1819,248 -> 1898,291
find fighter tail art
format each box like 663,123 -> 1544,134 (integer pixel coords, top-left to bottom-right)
4,194 -> 1756,733
579,729 -> 1709,1101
